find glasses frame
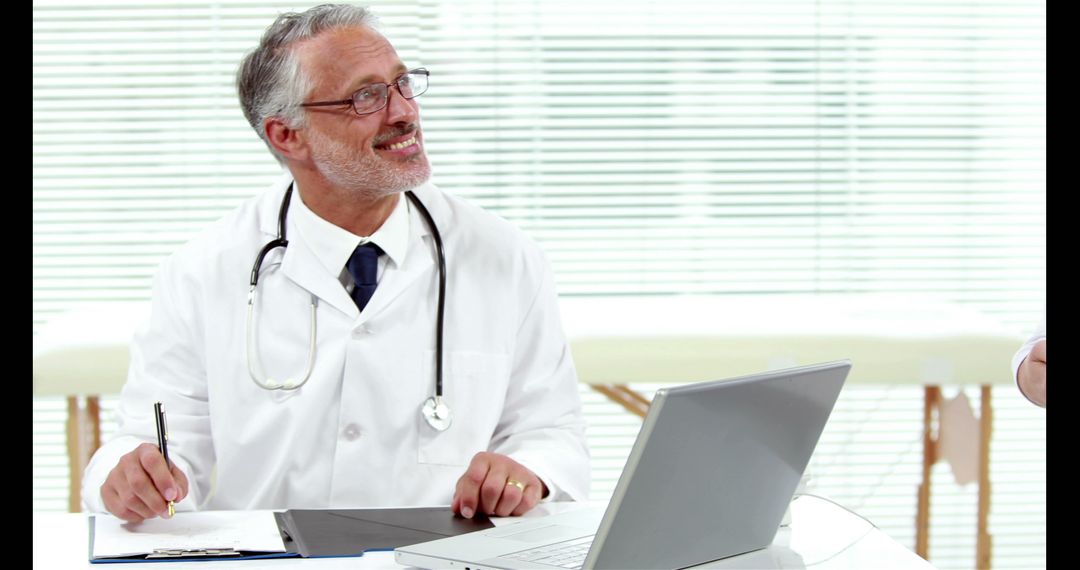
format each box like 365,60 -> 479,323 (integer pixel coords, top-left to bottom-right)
300,68 -> 429,116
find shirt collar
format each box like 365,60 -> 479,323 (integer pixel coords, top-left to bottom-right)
290,184 -> 411,279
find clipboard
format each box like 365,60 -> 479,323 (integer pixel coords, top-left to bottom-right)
89,507 -> 493,563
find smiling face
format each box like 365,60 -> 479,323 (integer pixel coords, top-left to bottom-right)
294,25 -> 431,200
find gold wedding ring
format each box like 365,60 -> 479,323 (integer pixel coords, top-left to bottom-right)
506,478 -> 526,492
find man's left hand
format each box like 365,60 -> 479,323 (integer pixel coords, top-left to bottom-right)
452,452 -> 548,518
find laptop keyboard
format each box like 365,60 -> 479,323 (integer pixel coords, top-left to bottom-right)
504,535 -> 594,569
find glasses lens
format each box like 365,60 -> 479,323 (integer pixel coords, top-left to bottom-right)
399,70 -> 428,99
351,83 -> 388,115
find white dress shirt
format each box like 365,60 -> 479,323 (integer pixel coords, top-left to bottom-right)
290,183 -> 409,291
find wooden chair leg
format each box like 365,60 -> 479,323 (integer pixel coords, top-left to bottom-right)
66,395 -> 103,513
590,384 -> 650,419
66,396 -> 81,513
976,385 -> 993,570
916,385 -> 941,560
88,396 -> 101,454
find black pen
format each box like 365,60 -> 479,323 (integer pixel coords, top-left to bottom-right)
153,402 -> 175,517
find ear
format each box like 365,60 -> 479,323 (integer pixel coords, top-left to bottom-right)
264,117 -> 309,161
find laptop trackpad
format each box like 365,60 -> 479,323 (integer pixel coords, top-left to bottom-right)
489,525 -> 585,543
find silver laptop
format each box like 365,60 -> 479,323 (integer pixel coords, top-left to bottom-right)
395,360 -> 851,570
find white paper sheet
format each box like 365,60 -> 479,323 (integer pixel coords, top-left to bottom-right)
91,510 -> 286,558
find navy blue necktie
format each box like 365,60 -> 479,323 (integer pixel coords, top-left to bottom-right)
346,242 -> 383,312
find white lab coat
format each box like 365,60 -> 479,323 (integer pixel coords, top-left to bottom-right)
82,175 -> 590,512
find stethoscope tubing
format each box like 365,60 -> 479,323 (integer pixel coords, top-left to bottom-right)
247,183 -> 447,407
404,191 -> 446,399
249,184 -> 295,288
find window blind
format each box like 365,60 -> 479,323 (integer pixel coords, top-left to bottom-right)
34,0 -> 1044,336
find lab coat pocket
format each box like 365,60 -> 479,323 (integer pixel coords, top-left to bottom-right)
417,350 -> 511,466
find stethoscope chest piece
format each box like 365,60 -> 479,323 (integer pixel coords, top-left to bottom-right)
422,396 -> 453,431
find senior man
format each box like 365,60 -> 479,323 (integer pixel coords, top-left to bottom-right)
83,4 -> 589,523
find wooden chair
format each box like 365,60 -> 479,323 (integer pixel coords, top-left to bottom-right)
32,302 -> 149,512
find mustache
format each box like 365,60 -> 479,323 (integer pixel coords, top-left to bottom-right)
373,124 -> 420,146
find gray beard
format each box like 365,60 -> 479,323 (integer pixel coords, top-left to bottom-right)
309,130 -> 432,201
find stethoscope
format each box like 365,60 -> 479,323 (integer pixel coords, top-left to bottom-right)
246,183 -> 453,431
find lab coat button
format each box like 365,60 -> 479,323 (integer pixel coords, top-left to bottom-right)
342,423 -> 361,441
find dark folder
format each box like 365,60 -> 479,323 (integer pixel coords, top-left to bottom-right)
275,507 -> 494,557
89,507 -> 493,562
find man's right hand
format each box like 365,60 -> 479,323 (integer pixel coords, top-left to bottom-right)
100,443 -> 189,522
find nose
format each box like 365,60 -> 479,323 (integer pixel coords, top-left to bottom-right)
384,85 -> 418,124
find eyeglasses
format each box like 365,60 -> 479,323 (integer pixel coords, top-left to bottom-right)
300,68 -> 429,116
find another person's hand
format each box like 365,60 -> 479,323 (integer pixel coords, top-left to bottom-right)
100,443 -> 189,522
1018,339 -> 1046,407
452,452 -> 548,518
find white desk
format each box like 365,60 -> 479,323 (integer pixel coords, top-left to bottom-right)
33,496 -> 933,569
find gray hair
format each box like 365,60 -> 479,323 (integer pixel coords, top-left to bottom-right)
237,4 -> 377,161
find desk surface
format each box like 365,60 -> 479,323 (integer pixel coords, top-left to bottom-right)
33,495 -> 934,569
